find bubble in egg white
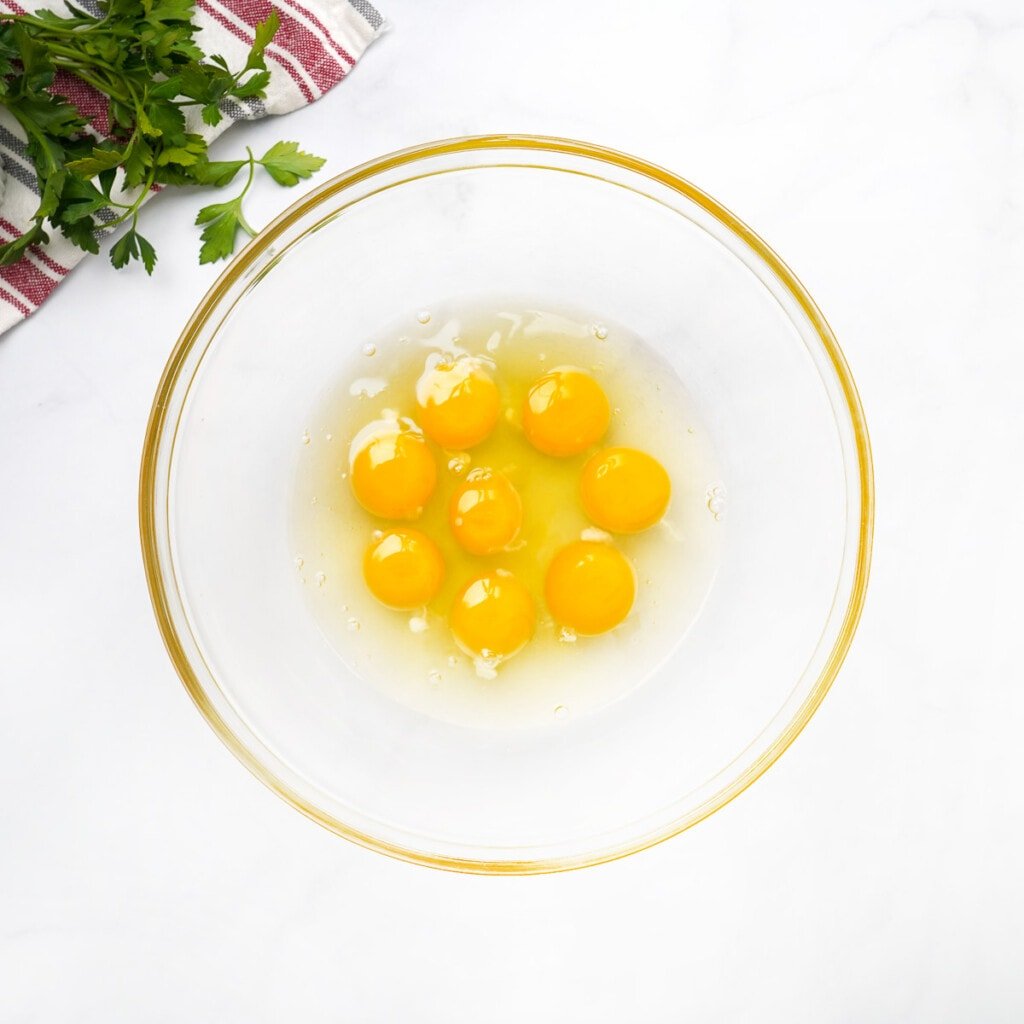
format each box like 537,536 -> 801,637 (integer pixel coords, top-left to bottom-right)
706,484 -> 727,520
349,377 -> 387,398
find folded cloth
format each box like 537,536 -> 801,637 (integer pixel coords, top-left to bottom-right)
0,0 -> 382,334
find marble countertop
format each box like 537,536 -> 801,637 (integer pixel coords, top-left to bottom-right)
1,1 -> 1022,1019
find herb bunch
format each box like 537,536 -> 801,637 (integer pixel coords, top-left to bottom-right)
0,0 -> 325,272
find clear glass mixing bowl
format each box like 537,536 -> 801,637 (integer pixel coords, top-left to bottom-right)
140,136 -> 873,873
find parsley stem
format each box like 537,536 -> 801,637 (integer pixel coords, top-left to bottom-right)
100,167 -> 155,230
39,41 -> 123,77
45,58 -> 134,105
3,12 -> 113,36
235,149 -> 259,237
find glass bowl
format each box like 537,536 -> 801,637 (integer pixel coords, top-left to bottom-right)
140,135 -> 873,873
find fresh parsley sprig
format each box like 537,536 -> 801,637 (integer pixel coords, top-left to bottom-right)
193,141 -> 325,263
0,0 -> 325,272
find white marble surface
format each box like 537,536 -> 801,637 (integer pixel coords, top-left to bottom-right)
2,0 -> 1023,1019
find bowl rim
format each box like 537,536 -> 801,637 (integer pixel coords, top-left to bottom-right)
139,133 -> 874,874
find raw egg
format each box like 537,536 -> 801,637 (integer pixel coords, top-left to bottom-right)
581,447 -> 671,533
349,419 -> 437,519
363,528 -> 445,609
416,355 -> 500,449
544,540 -> 635,635
450,570 -> 535,660
522,367 -> 610,456
449,468 -> 523,555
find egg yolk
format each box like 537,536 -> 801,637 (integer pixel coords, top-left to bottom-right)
416,357 -> 500,449
363,529 -> 445,609
349,421 -> 437,519
580,447 -> 671,533
544,540 -> 635,635
450,571 -> 535,659
522,367 -> 610,456
449,468 -> 523,555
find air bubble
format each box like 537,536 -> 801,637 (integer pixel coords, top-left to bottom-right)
315,572 -> 326,588
311,496 -> 318,505
325,433 -> 333,441
416,310 -> 431,324
301,430 -> 311,445
557,626 -> 578,644
593,323 -> 608,341
448,452 -> 471,476
294,556 -> 304,569
554,704 -> 569,719
428,669 -> 442,685
409,616 -> 429,634
362,342 -> 377,357
447,654 -> 460,667
349,377 -> 387,398
706,484 -> 727,520
346,617 -> 361,632
371,529 -> 384,541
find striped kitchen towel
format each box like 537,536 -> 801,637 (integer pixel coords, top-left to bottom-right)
0,0 -> 383,334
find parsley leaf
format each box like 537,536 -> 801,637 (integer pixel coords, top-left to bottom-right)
245,10 -> 279,71
65,147 -> 126,177
195,197 -> 246,264
258,141 -> 327,186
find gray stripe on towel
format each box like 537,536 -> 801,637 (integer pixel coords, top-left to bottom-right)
348,0 -> 382,30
